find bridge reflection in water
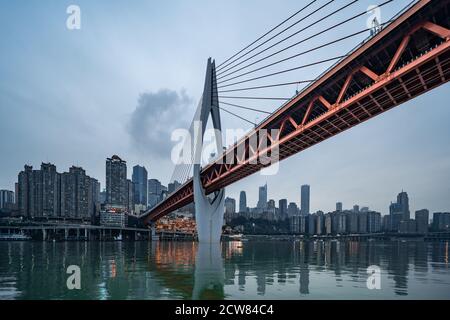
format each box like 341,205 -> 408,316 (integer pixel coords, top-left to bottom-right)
0,240 -> 449,299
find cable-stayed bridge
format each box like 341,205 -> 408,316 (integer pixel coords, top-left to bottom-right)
140,0 -> 450,242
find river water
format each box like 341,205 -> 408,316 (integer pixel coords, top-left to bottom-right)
0,240 -> 449,300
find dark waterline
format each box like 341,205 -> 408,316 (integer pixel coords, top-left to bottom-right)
0,240 -> 449,300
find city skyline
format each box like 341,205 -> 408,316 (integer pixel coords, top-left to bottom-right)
1,1 -> 450,215
3,155 -> 449,237
1,157 -> 446,219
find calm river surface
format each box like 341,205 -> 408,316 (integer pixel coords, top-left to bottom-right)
0,240 -> 449,300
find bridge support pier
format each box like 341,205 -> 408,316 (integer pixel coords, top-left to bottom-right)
193,58 -> 225,243
150,223 -> 158,241
194,172 -> 225,243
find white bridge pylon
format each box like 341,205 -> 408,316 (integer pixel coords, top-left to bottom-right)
193,58 -> 225,243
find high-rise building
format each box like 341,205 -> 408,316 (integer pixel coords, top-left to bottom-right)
389,202 -> 403,232
18,165 -> 34,218
331,212 -> 339,234
325,213 -> 332,234
382,215 -> 391,232
367,211 -> 382,233
316,211 -> 324,235
14,183 -> 18,206
127,179 -> 134,213
338,212 -> 347,234
17,163 -> 60,219
307,213 -> 316,235
278,199 -> 288,219
61,166 -> 92,220
290,215 -> 300,233
0,190 -> 14,210
40,162 -> 60,218
225,197 -> 236,223
17,163 -> 98,220
358,211 -> 368,234
132,165 -> 148,207
239,191 -> 247,213
99,188 -> 106,204
299,215 -> 307,234
168,180 -> 181,194
415,209 -> 429,234
389,190 -> 410,232
397,191 -> 410,221
432,212 -> 450,232
106,155 -> 127,207
300,185 -> 310,215
399,219 -> 416,234
353,205 -> 360,213
90,178 -> 101,221
148,179 -> 162,208
257,184 -> 267,209
287,202 -> 298,217
336,202 -> 343,212
225,197 -> 236,214
347,211 -> 359,233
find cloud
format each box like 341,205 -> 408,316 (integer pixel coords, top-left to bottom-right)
127,89 -> 193,159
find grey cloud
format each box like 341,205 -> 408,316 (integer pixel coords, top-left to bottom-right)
127,89 -> 193,158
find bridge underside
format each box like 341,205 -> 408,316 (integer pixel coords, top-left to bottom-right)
142,0 -> 450,224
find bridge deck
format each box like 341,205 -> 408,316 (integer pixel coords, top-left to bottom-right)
142,0 -> 450,224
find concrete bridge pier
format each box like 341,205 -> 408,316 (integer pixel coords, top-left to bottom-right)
193,58 -> 225,243
150,223 -> 158,241
193,172 -> 225,243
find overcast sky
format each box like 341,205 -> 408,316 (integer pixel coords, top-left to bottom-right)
1,0 -> 449,215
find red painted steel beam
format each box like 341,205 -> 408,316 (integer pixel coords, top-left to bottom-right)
202,40 -> 450,191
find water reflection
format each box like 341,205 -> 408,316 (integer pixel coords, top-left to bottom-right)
193,243 -> 224,300
0,240 -> 449,300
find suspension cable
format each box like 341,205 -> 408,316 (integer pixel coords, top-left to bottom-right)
218,55 -> 345,89
218,0 -> 394,78
220,101 -> 272,114
216,0 -> 318,69
217,25 -> 386,83
219,96 -> 291,101
218,80 -> 314,93
214,105 -> 256,126
217,0 -> 350,74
